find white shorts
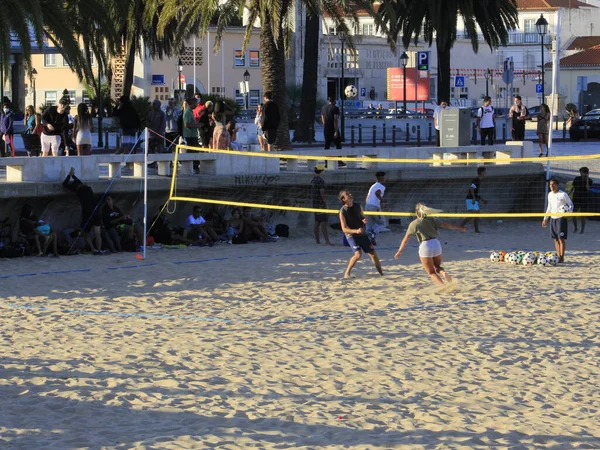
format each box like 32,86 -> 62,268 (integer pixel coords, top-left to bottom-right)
418,239 -> 442,258
76,131 -> 92,145
41,134 -> 62,156
466,199 -> 480,211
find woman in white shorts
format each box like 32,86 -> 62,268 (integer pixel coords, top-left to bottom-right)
74,103 -> 93,155
394,203 -> 467,286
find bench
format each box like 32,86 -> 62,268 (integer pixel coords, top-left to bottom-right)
432,143 -> 526,166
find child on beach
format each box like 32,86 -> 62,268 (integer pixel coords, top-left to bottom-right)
395,203 -> 467,286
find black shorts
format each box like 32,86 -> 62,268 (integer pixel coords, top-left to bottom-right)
550,218 -> 568,240
263,129 -> 277,145
346,234 -> 375,254
314,213 -> 328,223
81,210 -> 103,232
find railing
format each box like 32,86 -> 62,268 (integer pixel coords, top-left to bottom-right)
455,32 -> 550,45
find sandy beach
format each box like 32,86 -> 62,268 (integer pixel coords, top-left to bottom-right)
1,219 -> 599,449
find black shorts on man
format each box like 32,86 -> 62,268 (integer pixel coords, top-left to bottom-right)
550,217 -> 568,240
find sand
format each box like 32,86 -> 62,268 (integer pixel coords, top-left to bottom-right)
1,219 -> 599,449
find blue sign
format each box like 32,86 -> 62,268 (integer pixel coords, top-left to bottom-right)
360,87 -> 366,97
151,74 -> 165,85
454,76 -> 465,88
535,83 -> 543,94
417,51 -> 429,71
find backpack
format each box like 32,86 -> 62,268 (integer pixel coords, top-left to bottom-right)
479,105 -> 494,117
275,224 -> 289,238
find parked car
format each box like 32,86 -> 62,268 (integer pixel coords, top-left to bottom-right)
525,105 -> 542,121
569,109 -> 600,140
470,106 -> 507,118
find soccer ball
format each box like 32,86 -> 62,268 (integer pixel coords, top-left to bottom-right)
546,254 -> 559,266
522,252 -> 536,266
537,255 -> 549,266
559,204 -> 573,214
344,85 -> 358,98
516,252 -> 525,265
506,253 -> 520,265
490,252 -> 501,262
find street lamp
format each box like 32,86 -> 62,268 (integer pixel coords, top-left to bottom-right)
243,69 -> 250,110
536,14 -> 549,102
484,69 -> 490,98
31,68 -> 37,110
177,58 -> 184,93
338,31 -> 346,142
95,23 -> 103,148
400,51 -> 409,113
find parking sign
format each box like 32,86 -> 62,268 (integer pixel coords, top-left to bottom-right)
417,51 -> 429,71
535,84 -> 543,94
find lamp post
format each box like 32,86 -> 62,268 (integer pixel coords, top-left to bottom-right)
484,69 -> 490,98
95,23 -> 103,148
400,51 -> 409,113
536,14 -> 548,102
338,31 -> 346,142
31,68 -> 37,110
177,58 -> 184,93
243,69 -> 250,110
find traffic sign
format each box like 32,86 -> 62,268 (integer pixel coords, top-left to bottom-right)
151,74 -> 165,85
454,76 -> 465,88
535,83 -> 543,94
417,51 -> 429,71
179,74 -> 186,85
502,57 -> 514,84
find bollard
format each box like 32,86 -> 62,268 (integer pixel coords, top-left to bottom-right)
392,125 -> 396,147
358,124 -> 363,144
563,121 -> 566,141
372,125 -> 377,147
382,122 -> 386,143
116,134 -> 121,150
351,125 -> 355,147
472,122 -> 477,144
417,125 -> 421,147
502,123 -> 506,141
405,123 -> 410,142
105,131 -> 109,149
428,122 -> 433,142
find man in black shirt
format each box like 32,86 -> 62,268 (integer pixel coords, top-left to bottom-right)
338,189 -> 383,278
41,97 -> 70,156
114,96 -> 141,154
63,167 -> 103,253
321,97 -> 342,150
262,91 -> 280,151
460,166 -> 487,233
571,166 -> 593,234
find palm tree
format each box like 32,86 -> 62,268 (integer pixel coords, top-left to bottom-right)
376,0 -> 519,103
159,0 -> 361,150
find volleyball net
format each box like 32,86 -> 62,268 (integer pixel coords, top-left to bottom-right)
166,144 -> 600,220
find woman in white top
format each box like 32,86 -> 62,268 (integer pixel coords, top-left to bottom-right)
255,103 -> 266,151
74,103 -> 93,155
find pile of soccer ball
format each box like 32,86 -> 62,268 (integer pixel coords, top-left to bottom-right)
489,251 -> 559,266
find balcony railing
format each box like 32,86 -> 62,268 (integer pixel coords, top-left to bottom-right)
456,32 -> 550,45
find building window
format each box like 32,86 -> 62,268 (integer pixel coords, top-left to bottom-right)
67,90 -> 76,105
328,27 -> 336,35
450,87 -> 469,99
249,50 -> 260,67
234,49 -> 245,67
63,56 -> 70,67
523,19 -> 537,43
44,54 -> 56,67
524,53 -> 536,70
153,86 -> 169,102
211,86 -> 225,97
249,89 -> 261,107
234,89 -> 245,106
45,91 -> 57,106
362,24 -> 374,36
82,91 -> 91,106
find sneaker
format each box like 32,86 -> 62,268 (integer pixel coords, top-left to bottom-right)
269,234 -> 280,239
338,161 -> 347,168
227,239 -> 232,245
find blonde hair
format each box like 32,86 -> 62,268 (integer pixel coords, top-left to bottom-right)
415,203 -> 443,218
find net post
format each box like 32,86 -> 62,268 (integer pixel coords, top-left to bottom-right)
143,127 -> 148,260
417,125 -> 421,147
358,124 -> 362,144
382,123 -> 386,143
372,125 -> 376,147
392,125 -> 396,147
350,125 -> 355,148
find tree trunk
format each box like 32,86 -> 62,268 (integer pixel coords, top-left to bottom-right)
122,37 -> 137,99
293,11 -> 319,143
260,9 -> 291,150
436,40 -> 451,104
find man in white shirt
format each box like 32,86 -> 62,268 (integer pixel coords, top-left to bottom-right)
433,100 -> 448,147
184,206 -> 219,244
542,178 -> 574,263
365,171 -> 388,238
477,96 -> 496,145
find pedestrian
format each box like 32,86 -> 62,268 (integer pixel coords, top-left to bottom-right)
338,189 -> 384,278
433,100 -> 448,147
542,178 -> 574,263
73,103 -> 93,156
23,105 -> 41,156
394,203 -> 467,286
460,166 -> 487,233
509,94 -> 527,141
537,103 -> 550,157
182,97 -> 201,148
0,101 -> 15,157
262,91 -> 280,151
114,96 -> 141,154
570,167 -> 593,234
311,164 -> 333,245
211,111 -> 231,150
63,167 -> 103,254
321,97 -> 342,150
198,100 -> 214,148
146,99 -> 166,153
365,171 -> 388,239
477,96 -> 495,145
255,103 -> 266,151
40,97 -> 70,156
164,98 -> 181,149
